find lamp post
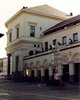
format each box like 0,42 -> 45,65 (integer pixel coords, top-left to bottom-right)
0,33 -> 4,37
52,43 -> 68,83
53,43 -> 62,72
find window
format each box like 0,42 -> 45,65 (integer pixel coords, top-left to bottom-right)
53,39 -> 57,45
16,27 -> 19,38
15,24 -> 20,38
73,33 -> 78,43
15,56 -> 19,72
34,45 -> 36,47
29,50 -> 33,56
9,32 -> 12,42
62,36 -> 67,45
45,42 -> 48,51
37,45 -> 40,48
30,26 -> 35,37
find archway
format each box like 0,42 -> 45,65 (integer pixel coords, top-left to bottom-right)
72,53 -> 80,82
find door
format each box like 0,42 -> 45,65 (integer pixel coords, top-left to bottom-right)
44,69 -> 49,82
45,42 -> 48,51
62,64 -> 69,82
31,70 -> 34,81
37,70 -> 41,81
74,63 -> 80,82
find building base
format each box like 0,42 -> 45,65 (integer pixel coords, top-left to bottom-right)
12,71 -> 24,82
69,75 -> 74,83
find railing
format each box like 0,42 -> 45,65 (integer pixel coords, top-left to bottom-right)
24,41 -> 80,60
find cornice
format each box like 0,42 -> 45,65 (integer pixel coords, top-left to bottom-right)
5,8 -> 68,27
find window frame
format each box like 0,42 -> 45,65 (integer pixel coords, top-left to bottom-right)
53,39 -> 57,45
9,32 -> 12,42
45,41 -> 48,51
15,56 -> 19,72
16,27 -> 19,38
73,33 -> 78,43
30,25 -> 35,37
62,36 -> 67,45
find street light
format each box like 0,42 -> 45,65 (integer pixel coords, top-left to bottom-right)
0,33 -> 4,37
52,42 -> 68,81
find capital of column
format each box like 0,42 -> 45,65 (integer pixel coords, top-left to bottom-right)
7,54 -> 11,57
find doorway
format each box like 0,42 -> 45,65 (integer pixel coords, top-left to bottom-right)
44,69 -> 49,82
31,70 -> 34,81
74,63 -> 80,82
37,70 -> 41,81
62,64 -> 69,82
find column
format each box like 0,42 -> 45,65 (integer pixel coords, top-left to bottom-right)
7,54 -> 11,79
49,66 -> 53,81
58,64 -> 62,82
41,67 -> 44,82
69,63 -> 74,82
28,69 -> 31,77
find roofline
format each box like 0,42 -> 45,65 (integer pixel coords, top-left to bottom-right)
5,8 -> 23,27
5,7 -> 68,27
43,15 -> 80,35
43,21 -> 80,36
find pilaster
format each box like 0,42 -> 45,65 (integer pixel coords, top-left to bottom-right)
69,63 -> 74,82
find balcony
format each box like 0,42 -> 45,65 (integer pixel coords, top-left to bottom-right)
7,36 -> 41,48
24,41 -> 80,60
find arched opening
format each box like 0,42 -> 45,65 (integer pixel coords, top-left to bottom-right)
37,70 -> 41,82
44,69 -> 49,82
31,70 -> 34,81
62,64 -> 69,82
72,53 -> 80,82
74,63 -> 80,82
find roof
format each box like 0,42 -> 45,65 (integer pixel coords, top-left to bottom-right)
26,5 -> 70,19
0,33 -> 4,37
5,4 -> 71,27
43,15 -> 80,35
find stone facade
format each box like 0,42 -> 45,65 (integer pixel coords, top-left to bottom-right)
5,5 -> 80,83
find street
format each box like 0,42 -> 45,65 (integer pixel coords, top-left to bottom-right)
0,82 -> 79,100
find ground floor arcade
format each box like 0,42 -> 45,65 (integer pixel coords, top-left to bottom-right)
24,62 -> 80,83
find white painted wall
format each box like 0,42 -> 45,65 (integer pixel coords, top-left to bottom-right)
41,24 -> 80,49
7,12 -> 62,45
2,58 -> 7,75
23,13 -> 61,37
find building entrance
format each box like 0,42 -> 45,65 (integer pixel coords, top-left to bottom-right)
37,70 -> 41,81
31,70 -> 34,81
62,64 -> 69,82
74,63 -> 80,82
44,69 -> 49,82
53,68 -> 55,80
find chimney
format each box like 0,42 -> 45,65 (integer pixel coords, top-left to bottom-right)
70,12 -> 73,16
23,6 -> 28,9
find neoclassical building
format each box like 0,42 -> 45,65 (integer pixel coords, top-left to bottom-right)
5,5 -> 80,83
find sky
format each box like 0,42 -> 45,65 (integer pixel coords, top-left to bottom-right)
0,0 -> 80,58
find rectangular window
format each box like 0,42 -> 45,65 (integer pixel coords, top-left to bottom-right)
62,36 -> 67,45
9,32 -> 12,42
30,26 -> 35,37
45,42 -> 48,51
15,56 -> 19,72
37,45 -> 40,48
16,27 -> 19,38
73,33 -> 78,43
53,39 -> 57,45
34,45 -> 36,47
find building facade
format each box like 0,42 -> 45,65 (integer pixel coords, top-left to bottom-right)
0,58 -> 7,76
5,5 -> 80,83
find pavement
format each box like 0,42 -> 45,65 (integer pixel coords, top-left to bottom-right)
0,80 -> 79,100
